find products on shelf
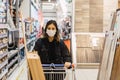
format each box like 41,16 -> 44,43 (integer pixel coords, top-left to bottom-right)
9,0 -> 17,27
19,48 -> 25,59
0,0 -> 7,23
0,0 -> 41,79
0,0 -> 24,79
0,28 -> 8,80
60,16 -> 72,40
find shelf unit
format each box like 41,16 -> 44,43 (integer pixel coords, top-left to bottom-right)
0,52 -> 8,60
1,0 -> 42,79
0,33 -> 7,39
7,59 -> 28,80
0,25 -> 8,80
8,50 -> 19,59
0,24 -> 8,29
0,1 -> 12,80
0,69 -> 8,80
0,1 -> 8,77
7,0 -> 22,77
0,43 -> 7,49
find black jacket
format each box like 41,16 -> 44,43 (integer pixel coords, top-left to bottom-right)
34,38 -> 72,64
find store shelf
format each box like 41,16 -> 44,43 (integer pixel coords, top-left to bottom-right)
0,33 -> 7,39
0,59 -> 8,69
0,51 -> 8,60
31,32 -> 37,37
8,57 -> 18,69
7,59 -> 28,80
27,38 -> 36,45
19,58 -> 26,65
9,28 -> 19,32
0,43 -> 7,49
27,39 -> 33,45
29,41 -> 35,52
31,0 -> 39,11
7,63 -> 18,76
0,69 -> 8,80
19,44 -> 24,50
0,24 -> 8,29
7,10 -> 16,29
8,50 -> 19,59
8,59 -> 26,77
0,24 -> 8,80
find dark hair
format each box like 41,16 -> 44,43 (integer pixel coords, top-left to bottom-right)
43,20 -> 60,41
116,8 -> 120,12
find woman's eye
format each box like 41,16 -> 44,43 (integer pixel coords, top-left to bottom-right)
52,28 -> 55,30
47,28 -> 55,30
48,28 -> 51,30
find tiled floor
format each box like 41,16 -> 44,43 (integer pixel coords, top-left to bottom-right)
75,69 -> 99,80
65,69 -> 98,80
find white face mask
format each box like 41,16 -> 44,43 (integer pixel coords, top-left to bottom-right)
46,29 -> 56,37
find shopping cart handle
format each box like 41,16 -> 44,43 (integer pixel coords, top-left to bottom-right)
42,64 -> 64,67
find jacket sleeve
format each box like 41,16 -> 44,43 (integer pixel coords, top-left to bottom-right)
60,40 -> 72,63
34,38 -> 41,51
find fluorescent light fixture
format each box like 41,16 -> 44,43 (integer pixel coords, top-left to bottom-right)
60,0 -> 67,15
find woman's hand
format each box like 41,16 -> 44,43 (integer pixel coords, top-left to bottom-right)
64,62 -> 71,68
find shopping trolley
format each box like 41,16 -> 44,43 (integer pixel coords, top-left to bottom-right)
42,63 -> 76,80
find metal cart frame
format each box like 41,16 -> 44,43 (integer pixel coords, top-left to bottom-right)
42,63 -> 75,80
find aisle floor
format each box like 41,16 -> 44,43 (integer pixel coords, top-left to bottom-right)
75,69 -> 98,80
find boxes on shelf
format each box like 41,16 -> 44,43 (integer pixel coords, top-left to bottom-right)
0,1 -> 7,23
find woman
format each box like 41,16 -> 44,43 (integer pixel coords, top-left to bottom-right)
34,20 -> 72,80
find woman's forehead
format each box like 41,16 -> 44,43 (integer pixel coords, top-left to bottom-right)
47,24 -> 56,28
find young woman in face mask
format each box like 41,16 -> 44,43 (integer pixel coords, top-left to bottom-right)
34,20 -> 72,68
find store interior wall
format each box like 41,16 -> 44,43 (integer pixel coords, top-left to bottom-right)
73,0 -> 118,79
74,0 -> 102,66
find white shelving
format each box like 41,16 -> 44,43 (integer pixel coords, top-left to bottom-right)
19,44 -> 24,50
0,33 -> 7,39
0,43 -> 7,49
0,24 -> 8,79
0,69 -> 8,80
0,0 -> 41,79
27,38 -> 36,44
0,52 -> 8,60
0,59 -> 8,69
8,56 -> 19,69
29,41 -> 35,52
7,64 -> 18,76
0,24 -> 8,29
19,37 -> 36,51
9,28 -> 19,32
31,0 -> 39,10
8,50 -> 19,59
7,59 -> 28,80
